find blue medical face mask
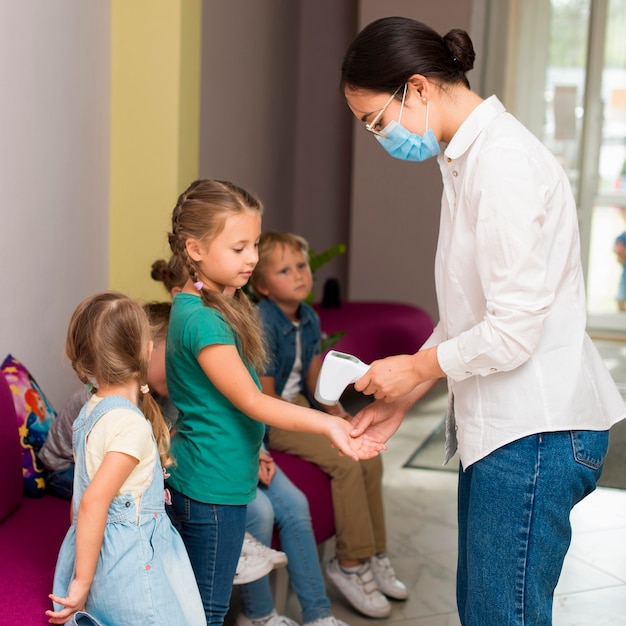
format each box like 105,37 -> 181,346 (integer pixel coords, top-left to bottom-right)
373,85 -> 440,162
376,115 -> 441,162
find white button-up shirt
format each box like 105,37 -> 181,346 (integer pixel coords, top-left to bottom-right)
423,96 -> 625,468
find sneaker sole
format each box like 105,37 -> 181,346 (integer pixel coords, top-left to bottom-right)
233,559 -> 275,585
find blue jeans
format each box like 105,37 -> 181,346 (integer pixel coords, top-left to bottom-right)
46,465 -> 74,500
457,429 -> 608,626
239,466 -> 332,624
166,486 -> 246,626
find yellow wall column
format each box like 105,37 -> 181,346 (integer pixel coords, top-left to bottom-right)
110,0 -> 201,300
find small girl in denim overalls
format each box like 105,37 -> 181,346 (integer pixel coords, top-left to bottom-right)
46,292 -> 206,626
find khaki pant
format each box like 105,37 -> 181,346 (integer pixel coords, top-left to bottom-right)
268,395 -> 386,561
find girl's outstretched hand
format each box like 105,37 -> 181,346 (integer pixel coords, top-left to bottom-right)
46,579 -> 90,624
326,415 -> 387,460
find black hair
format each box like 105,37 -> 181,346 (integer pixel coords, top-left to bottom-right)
341,16 -> 475,93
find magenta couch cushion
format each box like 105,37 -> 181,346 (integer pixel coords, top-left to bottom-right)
0,370 -> 22,521
313,300 -> 435,364
269,450 -> 335,546
0,495 -> 70,624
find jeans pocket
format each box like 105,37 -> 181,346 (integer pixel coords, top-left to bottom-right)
166,486 -> 191,523
570,429 -> 609,470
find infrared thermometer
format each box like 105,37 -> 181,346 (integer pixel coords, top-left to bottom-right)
314,350 -> 370,405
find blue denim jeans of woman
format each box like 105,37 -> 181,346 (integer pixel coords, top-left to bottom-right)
238,465 -> 332,624
167,486 -> 247,626
456,429 -> 608,626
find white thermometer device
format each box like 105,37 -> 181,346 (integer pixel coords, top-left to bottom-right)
314,350 -> 370,405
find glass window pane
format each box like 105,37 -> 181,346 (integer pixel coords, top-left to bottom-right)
541,0 -> 591,197
588,0 -> 626,315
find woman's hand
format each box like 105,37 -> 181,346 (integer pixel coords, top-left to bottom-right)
46,579 -> 90,624
258,450 -> 276,486
348,399 -> 408,444
354,347 -> 443,402
325,414 -> 387,460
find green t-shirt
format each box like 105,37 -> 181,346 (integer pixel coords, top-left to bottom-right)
165,293 -> 264,504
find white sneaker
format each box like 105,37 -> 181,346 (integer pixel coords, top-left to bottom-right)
325,558 -> 391,618
233,552 -> 275,585
234,610 -> 298,626
242,531 -> 288,568
369,553 -> 409,600
304,617 -> 351,626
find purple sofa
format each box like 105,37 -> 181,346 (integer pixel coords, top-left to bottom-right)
0,370 -> 70,625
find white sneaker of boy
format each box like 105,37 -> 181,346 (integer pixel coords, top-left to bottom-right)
242,531 -> 288,568
304,616 -> 351,626
325,557 -> 391,618
232,551 -> 275,586
235,609 -> 299,626
369,553 -> 409,600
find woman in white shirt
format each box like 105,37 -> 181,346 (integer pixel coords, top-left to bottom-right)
340,16 -> 625,626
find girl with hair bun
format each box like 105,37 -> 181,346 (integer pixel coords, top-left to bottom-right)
341,16 -> 625,626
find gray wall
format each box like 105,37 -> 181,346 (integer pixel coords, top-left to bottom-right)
199,0 -> 356,301
199,0 -> 477,318
0,1 -> 110,407
349,1 -> 475,320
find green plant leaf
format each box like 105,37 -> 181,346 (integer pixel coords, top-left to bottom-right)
321,331 -> 345,353
308,243 -> 346,274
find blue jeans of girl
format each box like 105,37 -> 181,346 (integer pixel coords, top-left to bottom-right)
456,429 -> 608,626
166,486 -> 246,626
239,465 -> 332,623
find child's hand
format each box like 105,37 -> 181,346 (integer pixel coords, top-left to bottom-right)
46,579 -> 90,624
326,415 -> 387,460
258,450 -> 276,486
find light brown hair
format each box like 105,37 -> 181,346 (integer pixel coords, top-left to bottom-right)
168,179 -> 267,370
150,255 -> 188,296
250,231 -> 310,299
65,292 -> 173,468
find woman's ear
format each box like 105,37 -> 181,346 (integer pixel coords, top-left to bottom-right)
407,74 -> 431,102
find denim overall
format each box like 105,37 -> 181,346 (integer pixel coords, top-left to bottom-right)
52,396 -> 206,626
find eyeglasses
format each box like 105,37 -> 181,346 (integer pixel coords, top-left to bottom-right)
364,84 -> 406,136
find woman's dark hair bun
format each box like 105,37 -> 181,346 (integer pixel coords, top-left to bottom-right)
443,29 -> 475,74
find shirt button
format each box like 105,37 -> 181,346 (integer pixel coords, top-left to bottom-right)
452,170 -> 458,177
490,367 -> 498,372
455,425 -> 458,432
447,157 -> 452,162
125,501 -> 131,507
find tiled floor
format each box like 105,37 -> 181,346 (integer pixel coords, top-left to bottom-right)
277,339 -> 626,625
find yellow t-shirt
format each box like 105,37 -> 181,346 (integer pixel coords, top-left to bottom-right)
85,395 -> 155,520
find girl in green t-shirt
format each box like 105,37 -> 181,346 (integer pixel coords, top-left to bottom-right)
164,178 -> 384,626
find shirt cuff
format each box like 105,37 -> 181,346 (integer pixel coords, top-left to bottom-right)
436,337 -> 475,382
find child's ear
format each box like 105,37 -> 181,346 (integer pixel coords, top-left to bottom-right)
254,281 -> 270,298
185,238 -> 203,262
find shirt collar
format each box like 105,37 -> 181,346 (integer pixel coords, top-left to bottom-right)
443,95 -> 506,161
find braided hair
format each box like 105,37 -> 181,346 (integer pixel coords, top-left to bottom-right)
168,179 -> 267,370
